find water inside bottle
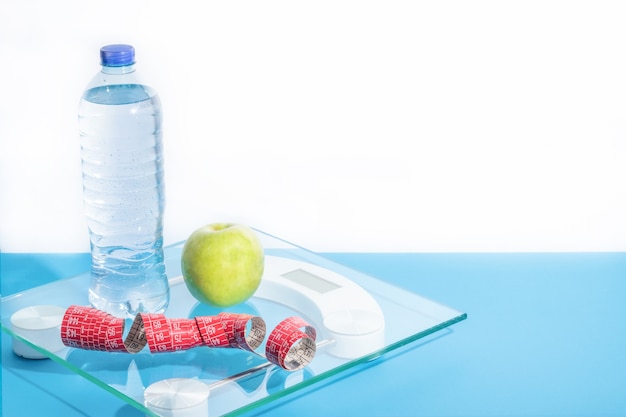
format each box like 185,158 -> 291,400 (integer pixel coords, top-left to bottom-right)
79,83 -> 169,317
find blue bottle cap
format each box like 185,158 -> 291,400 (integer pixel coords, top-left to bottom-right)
100,44 -> 135,67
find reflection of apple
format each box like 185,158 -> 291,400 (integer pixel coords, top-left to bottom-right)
181,223 -> 264,307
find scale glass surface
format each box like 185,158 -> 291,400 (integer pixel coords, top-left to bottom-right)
0,230 -> 467,416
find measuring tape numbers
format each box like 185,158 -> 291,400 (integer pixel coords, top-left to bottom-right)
60,305 -> 316,371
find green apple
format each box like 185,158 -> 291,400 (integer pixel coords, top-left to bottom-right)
181,223 -> 264,307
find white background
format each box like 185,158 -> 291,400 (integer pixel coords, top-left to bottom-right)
1,1 -> 625,253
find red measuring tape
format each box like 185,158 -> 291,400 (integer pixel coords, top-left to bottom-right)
60,305 -> 316,371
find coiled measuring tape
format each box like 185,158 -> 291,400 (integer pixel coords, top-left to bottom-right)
60,305 -> 316,371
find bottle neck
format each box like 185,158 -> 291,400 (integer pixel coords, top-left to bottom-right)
101,64 -> 136,75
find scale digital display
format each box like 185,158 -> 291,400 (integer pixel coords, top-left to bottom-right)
281,269 -> 341,294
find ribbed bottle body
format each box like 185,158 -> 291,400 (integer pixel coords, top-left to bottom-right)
79,83 -> 169,317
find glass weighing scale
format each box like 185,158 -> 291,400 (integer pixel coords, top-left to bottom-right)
1,230 -> 467,416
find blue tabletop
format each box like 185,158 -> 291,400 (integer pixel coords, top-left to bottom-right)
2,252 -> 625,417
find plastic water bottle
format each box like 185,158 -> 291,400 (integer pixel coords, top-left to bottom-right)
79,44 -> 169,318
